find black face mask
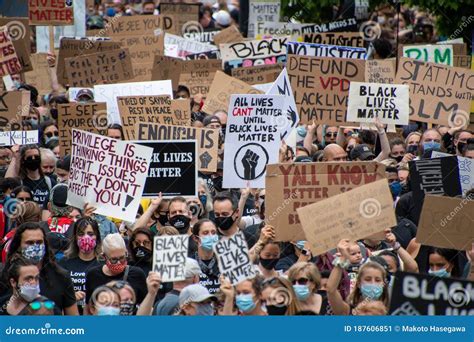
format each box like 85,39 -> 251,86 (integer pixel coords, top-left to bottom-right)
390,155 -> 404,163
169,215 -> 191,233
266,305 -> 287,316
213,215 -> 235,231
457,142 -> 466,154
157,214 -> 168,226
120,301 -> 136,316
260,258 -> 279,270
50,108 -> 58,120
133,246 -> 152,261
24,157 -> 40,171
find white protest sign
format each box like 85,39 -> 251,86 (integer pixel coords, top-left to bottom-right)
224,94 -> 284,189
347,82 -> 410,125
164,33 -> 217,58
256,22 -> 310,40
403,45 -> 454,66
94,80 -> 173,124
165,44 -> 179,58
0,131 -> 38,146
67,129 -> 153,222
286,41 -> 367,59
213,231 -> 255,285
248,0 -> 281,38
68,87 -> 93,102
219,36 -> 288,63
432,151 -> 474,197
266,68 -> 299,141
152,235 -> 189,282
252,82 -> 273,93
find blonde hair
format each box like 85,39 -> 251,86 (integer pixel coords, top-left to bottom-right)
102,233 -> 126,255
287,262 -> 321,292
39,148 -> 57,164
353,300 -> 387,315
347,262 -> 389,308
404,131 -> 421,145
159,226 -> 179,236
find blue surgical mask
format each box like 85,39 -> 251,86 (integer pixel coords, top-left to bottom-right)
200,234 -> 218,251
45,136 -> 59,145
293,284 -> 311,301
295,240 -> 306,250
428,268 -> 451,278
196,302 -> 214,316
423,141 -> 441,151
235,294 -> 256,313
296,126 -> 307,138
22,244 -> 46,263
360,283 -> 384,300
199,194 -> 207,207
389,181 -> 402,198
97,306 -> 121,316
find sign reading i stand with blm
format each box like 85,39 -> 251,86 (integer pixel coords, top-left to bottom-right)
224,94 -> 285,189
213,231 -> 256,286
152,235 -> 189,282
389,271 -> 474,315
67,129 -> 153,222
139,140 -> 197,198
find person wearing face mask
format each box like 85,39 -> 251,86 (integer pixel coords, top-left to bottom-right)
389,138 -> 409,164
191,219 -> 221,294
441,124 -> 472,155
288,262 -> 327,315
2,222 -> 78,315
167,196 -> 193,235
197,178 -> 213,219
59,218 -> 101,315
134,194 -> 170,233
40,121 -> 60,148
178,284 -> 217,316
89,285 -> 121,316
261,277 -> 301,315
128,228 -> 154,275
255,241 -> 281,280
426,247 -> 463,278
55,155 -> 71,184
212,192 -> 240,238
419,128 -> 443,156
220,276 -> 267,316
85,233 -> 147,314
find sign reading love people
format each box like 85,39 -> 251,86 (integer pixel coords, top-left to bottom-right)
67,129 -> 153,222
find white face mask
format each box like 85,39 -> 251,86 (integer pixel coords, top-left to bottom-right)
19,283 -> 41,302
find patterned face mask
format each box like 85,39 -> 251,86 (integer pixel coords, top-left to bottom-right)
77,235 -> 97,253
22,244 -> 46,263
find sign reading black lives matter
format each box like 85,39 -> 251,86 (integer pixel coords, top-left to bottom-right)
389,271 -> 474,315
213,231 -> 256,285
139,140 -> 197,198
153,235 -> 189,282
224,94 -> 285,189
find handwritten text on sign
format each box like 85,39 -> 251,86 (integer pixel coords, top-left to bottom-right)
0,27 -> 22,77
153,235 -> 189,282
29,0 -> 74,25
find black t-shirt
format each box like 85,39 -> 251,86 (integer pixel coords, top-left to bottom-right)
22,176 -> 56,206
196,257 -> 220,294
85,265 -> 147,304
395,191 -> 421,226
39,265 -> 77,313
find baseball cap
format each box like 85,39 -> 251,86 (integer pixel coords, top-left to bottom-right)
179,284 -> 217,307
212,10 -> 231,27
350,144 -> 375,161
184,257 -> 202,278
75,89 -> 94,101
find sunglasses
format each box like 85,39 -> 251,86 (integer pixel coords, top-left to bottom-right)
29,300 -> 55,311
292,278 -> 310,285
45,131 -> 59,138
325,132 -> 337,138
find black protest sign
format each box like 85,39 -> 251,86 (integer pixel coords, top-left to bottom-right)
185,50 -> 221,60
152,235 -> 189,282
389,271 -> 474,315
139,140 -> 197,198
213,231 -> 256,285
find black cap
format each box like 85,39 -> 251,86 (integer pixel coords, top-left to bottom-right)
350,144 -> 375,161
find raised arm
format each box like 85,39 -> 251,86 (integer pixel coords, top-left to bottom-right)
133,194 -> 162,231
374,118 -> 390,162
326,239 -> 351,315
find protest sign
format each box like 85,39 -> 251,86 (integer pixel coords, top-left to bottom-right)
303,32 -> 364,47
0,130 -> 37,146
160,2 -> 200,37
57,102 -> 107,156
185,50 -> 221,61
431,151 -> 474,197
453,55 -> 471,69
137,123 -> 219,172
248,0 -> 281,38
213,25 -> 244,46
201,71 -> 262,114
57,38 -> 122,85
347,82 -> 410,125
94,80 -> 173,124
152,235 -> 189,282
0,18 -> 32,72
151,55 -> 182,91
220,36 -> 288,62
118,95 -> 191,140
64,48 -> 133,87
223,94 -> 284,189
403,44 -> 453,66
164,33 -> 217,58
106,14 -> 176,36
287,55 -> 365,125
183,29 -> 219,44
286,41 -> 367,59
0,90 -> 30,131
416,195 -> 474,251
256,22 -> 312,40
266,161 -> 386,242
0,27 -> 22,77
213,231 -> 256,285
231,64 -> 283,85
139,140 -> 197,198
365,59 -> 396,84
179,59 -> 222,98
29,0 -> 74,25
24,53 -> 52,96
67,129 -> 153,222
395,57 -> 474,126
302,18 -> 358,33
224,54 -> 287,73
389,271 -> 474,315
298,179 -> 396,256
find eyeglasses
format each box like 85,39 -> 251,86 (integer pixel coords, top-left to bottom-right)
292,278 -> 310,285
29,300 -> 55,311
107,255 -> 127,264
45,131 -> 59,138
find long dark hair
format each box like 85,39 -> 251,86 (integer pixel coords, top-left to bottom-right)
64,218 -> 102,259
6,255 -> 39,289
19,145 -> 44,179
427,247 -> 462,278
128,227 -> 154,263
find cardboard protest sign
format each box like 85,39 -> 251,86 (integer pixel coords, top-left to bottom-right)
266,162 -> 386,242
57,38 -> 122,85
0,27 -> 22,77
137,123 -> 219,173
139,140 -> 197,198
365,59 -> 396,84
93,80 -> 173,124
223,94 -> 285,189
106,15 -> 176,36
0,18 -> 32,72
403,45 -> 453,66
24,53 -> 52,95
57,102 -> 107,156
67,129 -> 153,222
64,48 -> 133,87
416,195 -> 474,251
347,82 -> 410,125
389,271 -> 474,315
256,22 -> 312,39
213,25 -> 244,46
231,64 -> 283,85
454,55 -> 471,69
395,57 -> 474,126
287,41 -> 367,59
164,33 -> 217,58
431,151 -> 474,197
117,95 -> 191,140
159,2 -> 199,37
179,60 -> 223,98
0,130 -> 37,146
248,0 -> 281,38
29,0 -> 74,25
287,55 -> 365,125
201,71 -> 262,114
151,55 -> 182,91
298,179 -> 396,255
0,90 -> 30,131
303,32 -> 364,47
152,235 -> 189,282
213,231 -> 256,285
